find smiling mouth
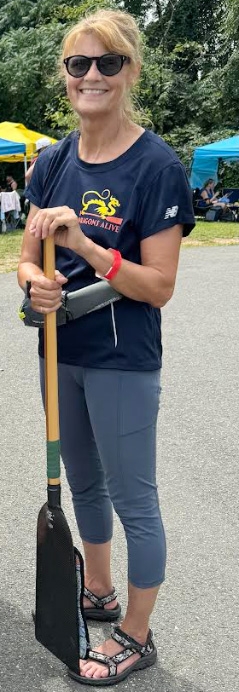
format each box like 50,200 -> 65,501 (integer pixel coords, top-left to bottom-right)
79,89 -> 108,94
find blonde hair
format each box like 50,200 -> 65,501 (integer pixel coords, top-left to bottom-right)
61,8 -> 144,123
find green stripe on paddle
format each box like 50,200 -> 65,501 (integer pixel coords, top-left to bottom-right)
47,440 -> 60,479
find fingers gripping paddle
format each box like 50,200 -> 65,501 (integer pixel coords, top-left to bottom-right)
35,237 -> 89,672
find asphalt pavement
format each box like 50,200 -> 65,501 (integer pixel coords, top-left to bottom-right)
0,246 -> 238,692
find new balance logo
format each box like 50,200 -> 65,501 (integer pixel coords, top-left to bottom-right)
164,205 -> 178,219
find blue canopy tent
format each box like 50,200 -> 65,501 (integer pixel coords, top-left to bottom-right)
190,135 -> 239,189
0,137 -> 27,188
0,138 -> 26,232
0,137 -> 26,156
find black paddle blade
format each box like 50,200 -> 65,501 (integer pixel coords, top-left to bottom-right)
35,501 -> 79,673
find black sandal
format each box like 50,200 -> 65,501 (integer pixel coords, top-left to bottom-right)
68,625 -> 157,686
31,587 -> 120,625
83,587 -> 121,622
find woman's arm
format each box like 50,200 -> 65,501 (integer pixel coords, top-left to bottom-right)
18,203 -> 67,313
201,190 -> 211,204
18,204 -> 44,289
202,188 -> 220,204
25,162 -> 36,186
80,224 -> 183,308
28,205 -> 183,309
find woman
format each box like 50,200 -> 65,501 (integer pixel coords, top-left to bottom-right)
199,178 -> 227,209
5,175 -> 17,191
25,137 -> 51,185
18,8 -> 195,686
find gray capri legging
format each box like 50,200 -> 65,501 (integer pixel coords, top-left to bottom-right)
39,358 -> 166,588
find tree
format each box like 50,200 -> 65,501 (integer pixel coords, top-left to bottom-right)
0,1 -> 94,132
0,0 -> 238,166
225,0 -> 239,43
0,24 -> 66,131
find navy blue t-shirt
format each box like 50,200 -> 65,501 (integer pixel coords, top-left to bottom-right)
26,129 -> 194,370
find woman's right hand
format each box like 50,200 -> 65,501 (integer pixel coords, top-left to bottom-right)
29,270 -> 68,314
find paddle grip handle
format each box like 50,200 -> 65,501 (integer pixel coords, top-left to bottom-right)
43,237 -> 61,482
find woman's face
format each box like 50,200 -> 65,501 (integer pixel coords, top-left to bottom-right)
65,33 -> 132,120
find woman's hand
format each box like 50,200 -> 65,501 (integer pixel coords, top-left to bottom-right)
29,270 -> 68,314
29,206 -> 88,255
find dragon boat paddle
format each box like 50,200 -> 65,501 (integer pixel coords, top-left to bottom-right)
35,236 -> 89,672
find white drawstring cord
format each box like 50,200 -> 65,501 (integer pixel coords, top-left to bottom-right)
111,303 -> 118,348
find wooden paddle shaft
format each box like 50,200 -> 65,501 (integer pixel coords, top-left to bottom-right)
43,237 -> 60,485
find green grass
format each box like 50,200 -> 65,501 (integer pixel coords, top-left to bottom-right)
0,221 -> 239,273
184,220 -> 239,245
0,230 -> 23,272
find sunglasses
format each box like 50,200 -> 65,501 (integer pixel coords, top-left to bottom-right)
63,53 -> 130,78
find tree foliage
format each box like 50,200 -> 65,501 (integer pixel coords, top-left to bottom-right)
0,0 -> 238,171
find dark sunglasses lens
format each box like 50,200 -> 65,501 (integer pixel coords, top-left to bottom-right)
99,55 -> 123,75
67,56 -> 90,77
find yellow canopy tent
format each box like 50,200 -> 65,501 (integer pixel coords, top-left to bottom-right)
0,122 -> 57,163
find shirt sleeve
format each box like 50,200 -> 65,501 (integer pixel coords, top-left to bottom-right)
25,156 -> 45,208
136,162 -> 195,238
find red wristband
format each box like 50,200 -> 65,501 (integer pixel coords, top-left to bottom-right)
103,249 -> 122,281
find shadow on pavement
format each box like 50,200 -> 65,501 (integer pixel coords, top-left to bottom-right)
134,665 -> 205,692
0,598 -> 65,691
0,599 -> 205,692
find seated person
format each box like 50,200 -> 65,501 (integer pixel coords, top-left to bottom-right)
25,137 -> 51,185
198,178 -> 227,209
5,175 -> 18,192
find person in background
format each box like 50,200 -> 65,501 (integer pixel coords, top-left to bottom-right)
18,8 -> 195,686
25,137 -> 51,185
199,178 -> 227,209
5,175 -> 18,191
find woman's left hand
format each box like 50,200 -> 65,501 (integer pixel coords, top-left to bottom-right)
29,206 -> 88,255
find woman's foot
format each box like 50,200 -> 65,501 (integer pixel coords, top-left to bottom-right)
83,586 -> 121,621
80,634 -> 140,680
83,588 -> 118,612
70,626 -> 157,684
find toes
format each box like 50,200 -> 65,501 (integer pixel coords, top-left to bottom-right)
79,658 -> 88,669
79,660 -> 93,675
79,659 -> 108,679
92,665 -> 108,679
85,666 -> 97,678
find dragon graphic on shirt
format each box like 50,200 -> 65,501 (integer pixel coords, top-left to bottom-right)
81,189 -> 120,219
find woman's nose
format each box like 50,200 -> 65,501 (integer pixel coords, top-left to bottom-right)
85,60 -> 102,79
